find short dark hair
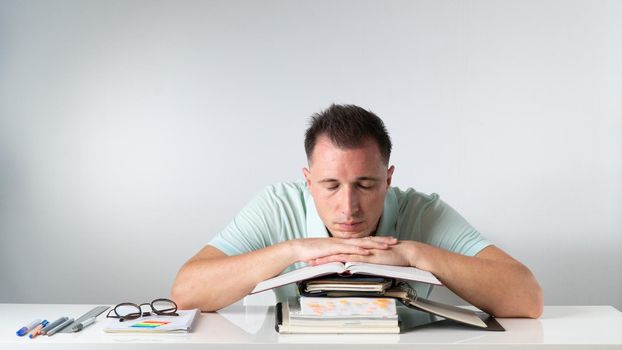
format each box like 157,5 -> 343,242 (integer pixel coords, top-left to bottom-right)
304,104 -> 392,165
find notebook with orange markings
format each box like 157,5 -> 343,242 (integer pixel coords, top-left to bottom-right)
103,309 -> 199,333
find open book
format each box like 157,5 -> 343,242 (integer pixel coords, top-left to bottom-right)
253,262 -> 505,331
251,262 -> 442,294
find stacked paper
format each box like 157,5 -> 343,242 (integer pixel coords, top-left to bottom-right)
279,297 -> 399,333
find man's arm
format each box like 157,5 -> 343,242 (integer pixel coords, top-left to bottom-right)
171,236 -> 397,311
308,242 -> 543,318
411,243 -> 543,318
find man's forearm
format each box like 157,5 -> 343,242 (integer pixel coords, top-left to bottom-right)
410,243 -> 543,318
171,242 -> 297,312
171,236 -> 397,311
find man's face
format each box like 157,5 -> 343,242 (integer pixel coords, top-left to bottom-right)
303,135 -> 394,239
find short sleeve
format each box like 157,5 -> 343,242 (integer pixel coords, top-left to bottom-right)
208,188 -> 278,256
419,196 -> 491,257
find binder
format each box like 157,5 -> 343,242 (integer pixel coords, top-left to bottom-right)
291,277 -> 505,332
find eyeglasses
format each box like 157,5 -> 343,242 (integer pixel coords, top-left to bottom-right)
106,298 -> 179,322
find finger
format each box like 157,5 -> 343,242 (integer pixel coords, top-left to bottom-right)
340,237 -> 396,250
312,254 -> 362,265
337,238 -> 386,249
338,253 -> 369,263
368,236 -> 398,244
330,244 -> 371,256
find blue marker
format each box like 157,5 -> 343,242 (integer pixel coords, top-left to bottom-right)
16,319 -> 41,336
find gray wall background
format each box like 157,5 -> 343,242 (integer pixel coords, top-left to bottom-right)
1,0 -> 621,309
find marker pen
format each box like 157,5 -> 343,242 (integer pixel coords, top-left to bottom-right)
47,318 -> 74,336
28,320 -> 49,339
40,317 -> 68,335
16,319 -> 41,336
71,317 -> 96,332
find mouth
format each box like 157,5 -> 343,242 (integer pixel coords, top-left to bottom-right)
336,221 -> 364,232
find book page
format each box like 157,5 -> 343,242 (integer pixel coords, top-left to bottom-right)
410,297 -> 487,328
345,262 -> 442,285
251,262 -> 346,294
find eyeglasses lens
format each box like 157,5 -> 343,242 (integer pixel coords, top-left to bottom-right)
116,304 -> 141,319
152,299 -> 176,314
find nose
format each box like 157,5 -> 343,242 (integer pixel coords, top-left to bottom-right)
339,185 -> 360,218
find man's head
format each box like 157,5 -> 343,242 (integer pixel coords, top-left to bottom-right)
303,104 -> 395,239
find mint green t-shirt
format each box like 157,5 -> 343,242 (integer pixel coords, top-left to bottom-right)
209,181 -> 491,301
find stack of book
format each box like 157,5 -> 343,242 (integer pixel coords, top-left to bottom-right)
278,296 -> 400,334
251,262 -> 504,334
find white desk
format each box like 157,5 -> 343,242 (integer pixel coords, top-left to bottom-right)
1,304 -> 621,349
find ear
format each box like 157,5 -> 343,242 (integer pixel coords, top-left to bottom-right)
386,165 -> 395,187
303,167 -> 312,187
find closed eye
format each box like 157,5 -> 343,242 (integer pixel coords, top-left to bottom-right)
357,180 -> 377,189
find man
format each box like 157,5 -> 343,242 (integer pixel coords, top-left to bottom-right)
172,104 -> 543,318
